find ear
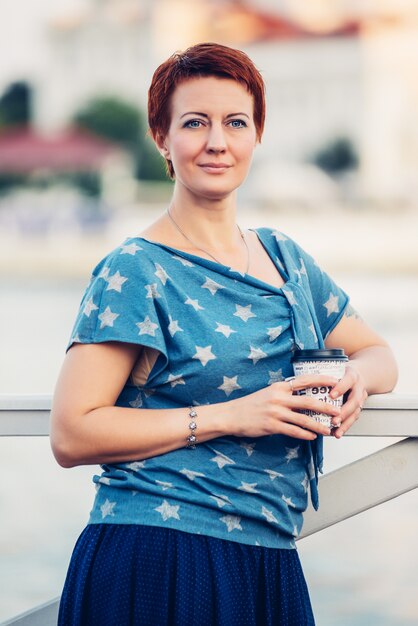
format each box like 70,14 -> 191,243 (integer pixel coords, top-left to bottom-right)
154,132 -> 170,159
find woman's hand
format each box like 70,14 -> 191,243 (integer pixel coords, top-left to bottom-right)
328,365 -> 368,439
228,376 -> 341,440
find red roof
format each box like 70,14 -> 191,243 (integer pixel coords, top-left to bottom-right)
0,127 -> 122,173
212,2 -> 360,44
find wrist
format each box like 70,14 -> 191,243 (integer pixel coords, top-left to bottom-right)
201,399 -> 238,438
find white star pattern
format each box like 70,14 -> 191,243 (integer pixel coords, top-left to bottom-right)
83,297 -> 98,317
282,495 -> 296,508
217,375 -> 241,396
98,306 -> 119,329
100,499 -> 116,519
215,322 -> 236,338
275,257 -> 285,274
120,242 -> 142,255
98,266 -> 110,279
267,325 -> 283,342
238,482 -> 259,494
155,480 -> 175,491
264,469 -> 284,481
209,494 -> 232,508
271,230 -> 287,242
283,289 -> 298,306
155,500 -> 180,521
145,283 -> 161,299
309,323 -> 317,339
202,277 -> 225,295
307,457 -> 316,481
172,255 -> 194,267
106,271 -> 128,292
70,227 -> 339,543
301,475 -> 309,493
136,316 -> 159,336
185,296 -> 204,311
248,345 -> 268,365
193,345 -> 216,366
154,263 -> 169,285
268,370 -> 284,384
166,373 -> 185,387
126,461 -> 146,471
179,469 -> 206,481
233,304 -> 256,322
261,506 -> 279,524
168,315 -> 183,336
295,258 -> 307,280
211,450 -> 235,469
129,393 -> 143,408
324,293 -> 340,317
240,441 -> 256,456
220,515 -> 242,532
285,446 -> 300,463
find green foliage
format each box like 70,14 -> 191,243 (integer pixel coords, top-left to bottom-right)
0,173 -> 27,195
72,96 -> 167,181
63,172 -> 101,197
72,96 -> 144,152
311,137 -> 358,174
0,82 -> 32,128
135,135 -> 169,182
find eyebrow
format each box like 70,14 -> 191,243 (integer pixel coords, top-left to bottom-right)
179,111 -> 251,119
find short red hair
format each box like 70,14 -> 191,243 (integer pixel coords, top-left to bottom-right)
148,42 -> 266,178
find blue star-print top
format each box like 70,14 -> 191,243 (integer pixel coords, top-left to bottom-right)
67,227 -> 349,549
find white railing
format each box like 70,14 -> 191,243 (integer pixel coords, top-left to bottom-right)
1,392 -> 418,625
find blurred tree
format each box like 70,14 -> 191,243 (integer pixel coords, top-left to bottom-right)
0,82 -> 32,128
73,96 -> 143,152
135,135 -> 168,182
73,96 -> 167,181
311,137 -> 358,174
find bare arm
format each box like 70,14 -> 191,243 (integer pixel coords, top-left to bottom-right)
50,341 -> 340,468
324,308 -> 398,438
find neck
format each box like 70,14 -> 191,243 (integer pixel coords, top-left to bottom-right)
168,186 -> 239,250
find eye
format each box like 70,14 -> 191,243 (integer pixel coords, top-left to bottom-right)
183,119 -> 204,129
228,119 -> 247,128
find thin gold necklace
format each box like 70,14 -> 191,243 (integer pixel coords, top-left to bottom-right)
166,208 -> 250,274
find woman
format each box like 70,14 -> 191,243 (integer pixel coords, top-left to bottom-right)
51,42 -> 398,625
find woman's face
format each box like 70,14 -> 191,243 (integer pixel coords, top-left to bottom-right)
158,76 -> 257,201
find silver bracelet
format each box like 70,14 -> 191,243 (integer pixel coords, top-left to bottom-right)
186,406 -> 198,449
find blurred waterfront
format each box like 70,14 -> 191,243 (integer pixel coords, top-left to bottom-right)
1,208 -> 418,624
1,0 -> 418,623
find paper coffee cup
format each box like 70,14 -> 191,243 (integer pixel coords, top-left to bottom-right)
291,349 -> 348,428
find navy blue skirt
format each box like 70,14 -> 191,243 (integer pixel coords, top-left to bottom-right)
58,524 -> 315,626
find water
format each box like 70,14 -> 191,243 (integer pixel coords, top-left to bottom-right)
0,274 -> 417,624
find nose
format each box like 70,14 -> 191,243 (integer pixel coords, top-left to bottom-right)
206,123 -> 227,153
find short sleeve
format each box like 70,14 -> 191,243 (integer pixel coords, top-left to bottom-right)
67,243 -> 168,362
285,237 -> 350,340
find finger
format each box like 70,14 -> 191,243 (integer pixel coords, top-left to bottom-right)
279,423 -> 319,441
287,375 -> 339,393
288,395 -> 341,417
335,389 -> 365,423
287,411 -> 331,436
333,406 -> 362,438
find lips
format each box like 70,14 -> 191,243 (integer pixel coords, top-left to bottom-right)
198,162 -> 232,173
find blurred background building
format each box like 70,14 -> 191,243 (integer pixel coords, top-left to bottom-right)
1,2 -> 418,624
1,0 -> 418,218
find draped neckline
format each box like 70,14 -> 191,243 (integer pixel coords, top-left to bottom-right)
131,228 -> 289,296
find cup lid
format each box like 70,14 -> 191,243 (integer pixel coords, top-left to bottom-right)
291,349 -> 348,362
